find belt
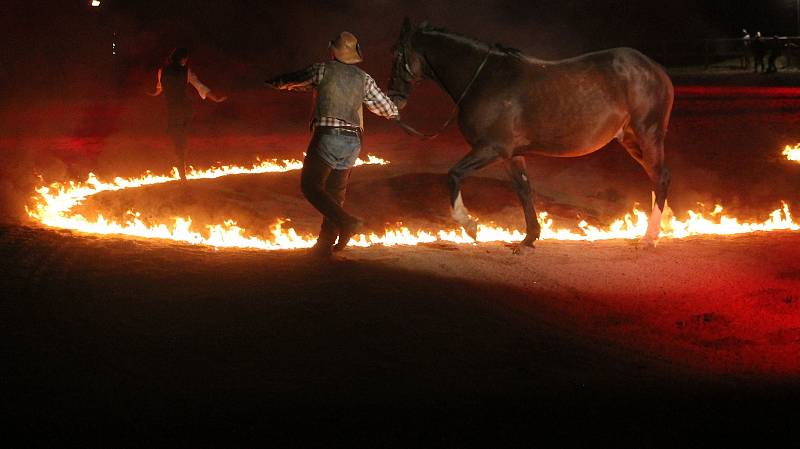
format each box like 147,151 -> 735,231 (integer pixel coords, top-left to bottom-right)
314,126 -> 362,138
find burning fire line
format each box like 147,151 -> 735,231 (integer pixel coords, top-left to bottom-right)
784,144 -> 800,162
26,154 -> 799,250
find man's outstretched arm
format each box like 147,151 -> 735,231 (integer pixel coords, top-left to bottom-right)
266,63 -> 324,92
188,69 -> 227,102
147,68 -> 163,96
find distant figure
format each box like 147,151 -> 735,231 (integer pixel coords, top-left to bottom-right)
265,32 -> 399,257
752,32 -> 766,73
148,48 -> 227,180
741,28 -> 751,69
767,36 -> 783,74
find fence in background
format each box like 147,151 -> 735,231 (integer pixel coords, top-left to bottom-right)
640,37 -> 800,70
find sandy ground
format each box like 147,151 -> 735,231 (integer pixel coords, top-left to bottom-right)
2,85 -> 800,445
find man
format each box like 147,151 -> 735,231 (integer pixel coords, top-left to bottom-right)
767,36 -> 783,74
741,28 -> 751,69
149,47 -> 227,180
752,32 -> 766,73
266,32 -> 399,257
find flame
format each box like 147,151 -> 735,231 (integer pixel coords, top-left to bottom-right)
26,154 -> 798,250
784,144 -> 800,162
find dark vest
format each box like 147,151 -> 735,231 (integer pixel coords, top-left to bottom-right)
314,60 -> 366,128
161,64 -> 189,110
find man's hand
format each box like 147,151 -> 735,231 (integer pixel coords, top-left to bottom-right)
265,77 -> 282,89
207,91 -> 227,103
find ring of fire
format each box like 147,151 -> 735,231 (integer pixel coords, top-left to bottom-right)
25,150 -> 800,251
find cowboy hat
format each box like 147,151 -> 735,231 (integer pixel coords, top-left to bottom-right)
329,31 -> 363,64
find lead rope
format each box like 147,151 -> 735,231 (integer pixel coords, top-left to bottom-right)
395,45 -> 494,140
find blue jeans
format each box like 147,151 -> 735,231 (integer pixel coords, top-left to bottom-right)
301,130 -> 362,244
310,132 -> 362,170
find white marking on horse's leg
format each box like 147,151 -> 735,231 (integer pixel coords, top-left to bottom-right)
451,192 -> 470,225
451,191 -> 479,240
645,204 -> 663,241
643,191 -> 662,242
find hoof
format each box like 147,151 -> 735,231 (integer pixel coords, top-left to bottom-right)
639,236 -> 659,248
464,220 -> 479,241
511,239 -> 536,255
511,244 -> 535,255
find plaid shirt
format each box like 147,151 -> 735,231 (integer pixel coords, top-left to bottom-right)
270,62 -> 398,129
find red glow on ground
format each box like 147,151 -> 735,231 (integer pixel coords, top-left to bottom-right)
676,85 -> 800,97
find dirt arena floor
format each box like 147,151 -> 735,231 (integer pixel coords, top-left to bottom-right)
1,82 -> 799,445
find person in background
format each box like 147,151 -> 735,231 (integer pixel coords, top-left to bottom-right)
148,47 -> 227,180
766,36 -> 783,74
741,28 -> 751,70
752,32 -> 766,73
266,32 -> 399,258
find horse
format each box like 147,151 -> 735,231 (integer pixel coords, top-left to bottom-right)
388,18 -> 673,253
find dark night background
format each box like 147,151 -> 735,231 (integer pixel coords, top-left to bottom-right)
2,0 -> 799,100
3,1 -> 800,446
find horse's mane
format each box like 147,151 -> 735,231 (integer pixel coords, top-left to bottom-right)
416,23 -> 524,58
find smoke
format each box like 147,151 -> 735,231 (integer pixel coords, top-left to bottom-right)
0,137 -> 72,224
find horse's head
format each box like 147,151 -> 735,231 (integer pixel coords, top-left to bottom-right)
388,17 -> 429,110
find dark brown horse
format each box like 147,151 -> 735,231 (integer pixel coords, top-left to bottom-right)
388,19 -> 673,252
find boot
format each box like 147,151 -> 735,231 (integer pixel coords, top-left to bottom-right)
308,236 -> 335,258
333,216 -> 362,252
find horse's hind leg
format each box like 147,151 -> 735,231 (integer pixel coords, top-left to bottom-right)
619,124 -> 671,244
447,145 -> 502,240
503,155 -> 540,254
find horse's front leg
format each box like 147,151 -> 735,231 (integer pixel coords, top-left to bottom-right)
503,155 -> 540,254
447,146 -> 501,240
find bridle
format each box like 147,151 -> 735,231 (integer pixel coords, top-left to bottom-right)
396,46 -> 417,82
392,40 -> 494,140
